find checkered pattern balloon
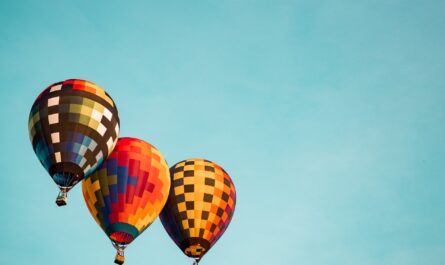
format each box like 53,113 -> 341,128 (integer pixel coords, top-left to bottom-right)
160,158 -> 236,261
82,137 -> 170,246
28,79 -> 120,194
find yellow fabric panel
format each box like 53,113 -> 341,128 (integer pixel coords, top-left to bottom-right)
69,103 -> 83,114
80,104 -> 93,116
83,179 -> 98,219
173,171 -> 184,180
177,202 -> 186,212
92,102 -> 104,113
87,118 -> 100,130
184,165 -> 194,171
185,193 -> 194,201
182,220 -> 189,230
175,186 -> 184,194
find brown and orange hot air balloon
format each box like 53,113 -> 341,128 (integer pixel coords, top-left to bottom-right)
160,158 -> 236,264
82,137 -> 170,264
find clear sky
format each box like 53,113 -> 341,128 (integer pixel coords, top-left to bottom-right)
1,1 -> 444,264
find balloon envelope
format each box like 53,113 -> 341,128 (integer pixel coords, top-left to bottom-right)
82,137 -> 171,264
28,79 -> 120,205
160,158 -> 236,262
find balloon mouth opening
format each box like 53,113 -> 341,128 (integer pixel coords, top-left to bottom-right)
180,238 -> 210,259
53,173 -> 80,190
110,232 -> 134,245
49,162 -> 85,188
184,244 -> 207,259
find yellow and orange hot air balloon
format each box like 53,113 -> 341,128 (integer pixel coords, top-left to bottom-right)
160,158 -> 236,264
82,137 -> 170,264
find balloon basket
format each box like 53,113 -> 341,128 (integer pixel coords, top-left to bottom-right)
114,253 -> 124,265
55,191 -> 68,206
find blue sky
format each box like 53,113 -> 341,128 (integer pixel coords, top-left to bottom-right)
1,1 -> 445,264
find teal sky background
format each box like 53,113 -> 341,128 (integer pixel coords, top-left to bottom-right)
1,1 -> 444,264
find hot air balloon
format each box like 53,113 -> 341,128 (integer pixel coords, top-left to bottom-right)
82,137 -> 171,264
160,158 -> 236,264
28,79 -> 120,206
